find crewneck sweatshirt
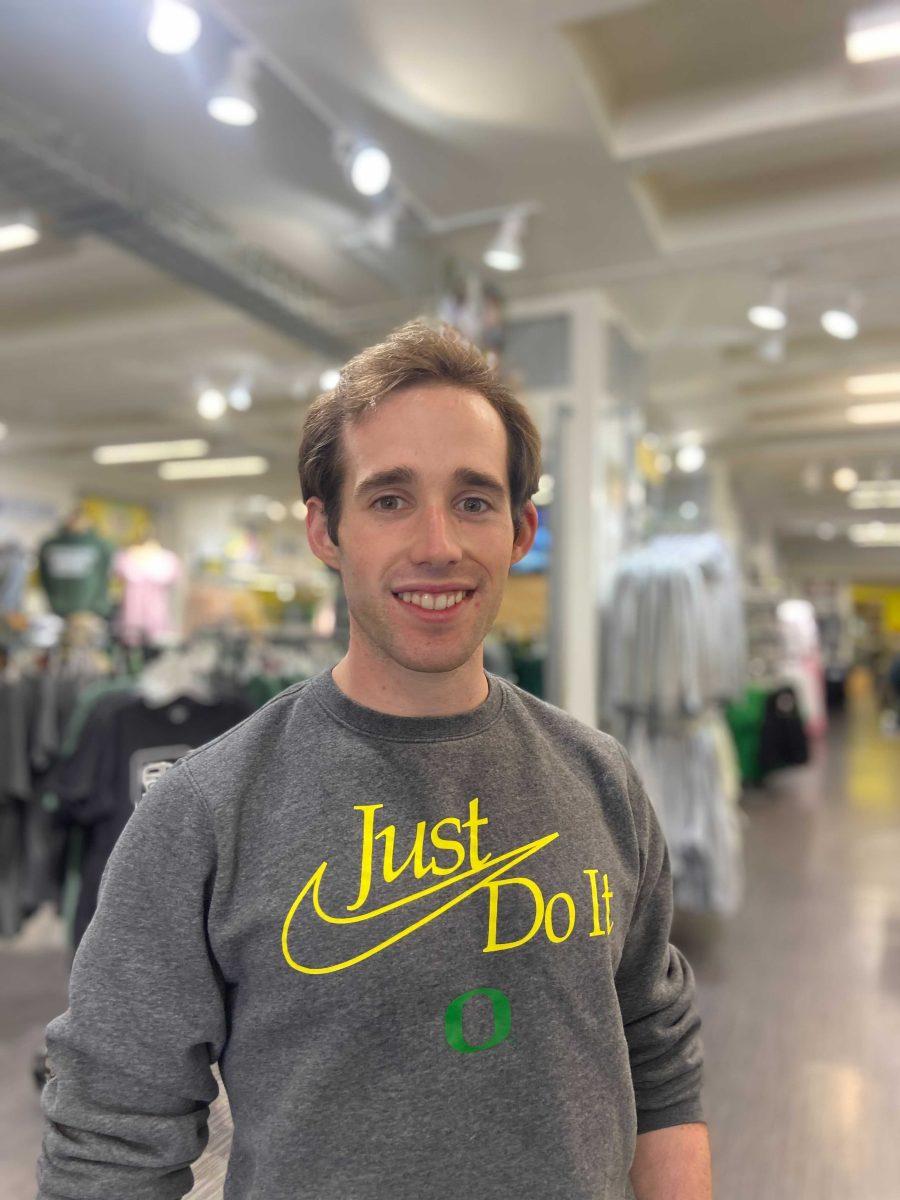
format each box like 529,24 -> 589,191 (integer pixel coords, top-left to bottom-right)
36,666 -> 705,1200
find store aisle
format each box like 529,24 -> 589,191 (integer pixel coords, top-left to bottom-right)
676,690 -> 900,1200
2,695 -> 898,1200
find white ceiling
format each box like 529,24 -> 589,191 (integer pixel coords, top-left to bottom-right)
1,0 -> 900,562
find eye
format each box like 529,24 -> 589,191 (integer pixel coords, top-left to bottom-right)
372,495 -> 492,513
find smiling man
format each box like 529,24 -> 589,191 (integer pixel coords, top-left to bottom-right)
37,320 -> 711,1200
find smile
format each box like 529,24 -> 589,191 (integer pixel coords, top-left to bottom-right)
392,589 -> 475,618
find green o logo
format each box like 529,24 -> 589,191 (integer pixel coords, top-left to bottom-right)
444,987 -> 511,1053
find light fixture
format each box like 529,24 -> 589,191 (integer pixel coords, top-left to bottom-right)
833,466 -> 859,492
848,521 -> 900,545
0,211 -> 40,253
228,384 -> 253,411
846,400 -> 900,424
319,368 -> 341,391
159,456 -> 268,480
266,500 -> 287,522
147,0 -> 201,55
849,487 -> 900,508
347,144 -> 392,197
208,48 -> 259,126
846,371 -> 900,394
748,305 -> 787,331
679,501 -> 699,521
846,3 -> 900,63
93,439 -> 208,464
675,444 -> 706,473
197,388 -> 227,420
291,499 -> 308,520
821,308 -> 859,339
484,209 -> 528,272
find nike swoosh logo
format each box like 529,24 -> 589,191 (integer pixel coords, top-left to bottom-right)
281,831 -> 559,974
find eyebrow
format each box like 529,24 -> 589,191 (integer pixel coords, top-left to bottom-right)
353,465 -> 508,503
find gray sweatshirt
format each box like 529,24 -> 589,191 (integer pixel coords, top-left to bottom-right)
36,666 -> 705,1200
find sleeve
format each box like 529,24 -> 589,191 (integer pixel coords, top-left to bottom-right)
613,742 -> 706,1135
36,760 -> 228,1200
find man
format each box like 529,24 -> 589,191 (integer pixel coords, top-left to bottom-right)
36,320 -> 711,1199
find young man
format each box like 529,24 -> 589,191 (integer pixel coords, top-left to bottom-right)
36,321 -> 711,1199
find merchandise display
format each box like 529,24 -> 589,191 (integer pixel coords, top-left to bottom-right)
601,533 -> 746,916
37,515 -> 114,620
113,537 -> 182,647
37,666 -> 704,1200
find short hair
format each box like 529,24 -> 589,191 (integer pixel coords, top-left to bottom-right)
298,319 -> 542,547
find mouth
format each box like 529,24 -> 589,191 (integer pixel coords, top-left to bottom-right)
391,589 -> 476,620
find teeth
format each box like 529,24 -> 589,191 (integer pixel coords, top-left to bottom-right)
399,590 -> 466,610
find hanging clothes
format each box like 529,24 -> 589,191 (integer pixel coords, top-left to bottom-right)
113,540 -> 182,647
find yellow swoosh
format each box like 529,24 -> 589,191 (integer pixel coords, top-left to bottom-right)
281,831 -> 559,974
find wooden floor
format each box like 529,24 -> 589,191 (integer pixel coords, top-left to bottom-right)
2,692 -> 898,1199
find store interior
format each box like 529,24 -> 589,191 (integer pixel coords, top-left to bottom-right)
2,2 -> 900,1198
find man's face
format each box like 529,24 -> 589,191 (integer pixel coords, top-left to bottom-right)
306,382 -> 537,680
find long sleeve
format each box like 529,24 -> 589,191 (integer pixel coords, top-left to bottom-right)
613,743 -> 706,1135
36,760 -> 228,1200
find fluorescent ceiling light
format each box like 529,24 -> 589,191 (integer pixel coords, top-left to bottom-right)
849,489 -> 900,508
197,388 -> 227,419
821,309 -> 859,339
846,400 -> 900,423
93,439 -> 209,465
833,467 -> 859,491
748,304 -> 787,331
846,371 -> 900,394
349,145 -> 392,197
208,48 -> 259,126
147,0 -> 201,55
0,212 -> 40,252
484,210 -> 527,272
159,456 -> 268,480
846,3 -> 900,63
675,444 -> 706,473
848,521 -> 900,545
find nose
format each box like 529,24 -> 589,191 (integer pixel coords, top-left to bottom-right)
408,503 -> 464,565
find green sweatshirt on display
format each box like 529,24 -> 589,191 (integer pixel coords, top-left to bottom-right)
36,665 -> 705,1200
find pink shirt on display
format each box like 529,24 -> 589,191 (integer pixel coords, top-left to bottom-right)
114,545 -> 181,646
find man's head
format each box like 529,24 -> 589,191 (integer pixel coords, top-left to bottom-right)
298,319 -> 541,680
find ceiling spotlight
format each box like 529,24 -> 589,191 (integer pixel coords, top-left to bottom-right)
846,3 -> 900,63
484,209 -> 528,272
748,305 -> 787,331
347,144 -> 392,197
0,210 -> 40,253
147,0 -> 201,55
228,384 -> 253,411
833,466 -> 859,492
208,47 -> 259,126
291,499 -> 308,520
197,388 -> 227,420
821,308 -> 859,340
319,368 -> 341,391
675,444 -> 706,473
266,500 -> 287,522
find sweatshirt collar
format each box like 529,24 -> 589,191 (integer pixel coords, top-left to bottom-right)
308,664 -> 505,742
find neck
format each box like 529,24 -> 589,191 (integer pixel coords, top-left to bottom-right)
331,647 -> 488,718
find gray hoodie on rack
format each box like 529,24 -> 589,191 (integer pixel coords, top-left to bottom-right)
36,666 -> 705,1200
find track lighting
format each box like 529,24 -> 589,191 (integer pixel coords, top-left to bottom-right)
484,209 -> 528,272
846,3 -> 900,63
821,308 -> 859,339
208,48 -> 259,127
147,0 -> 201,55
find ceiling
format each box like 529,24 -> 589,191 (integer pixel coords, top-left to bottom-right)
2,0 -> 900,567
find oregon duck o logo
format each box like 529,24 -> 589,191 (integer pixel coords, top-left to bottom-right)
444,987 -> 511,1053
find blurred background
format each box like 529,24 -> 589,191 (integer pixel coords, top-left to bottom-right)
2,2 -> 899,1197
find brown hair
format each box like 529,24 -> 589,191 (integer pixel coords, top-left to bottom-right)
298,318 -> 542,546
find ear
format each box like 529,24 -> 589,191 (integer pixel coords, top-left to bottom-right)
305,497 -> 341,571
510,499 -> 539,566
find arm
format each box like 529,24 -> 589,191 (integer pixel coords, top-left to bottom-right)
613,744 -> 709,1165
630,1122 -> 712,1199
36,760 -> 227,1199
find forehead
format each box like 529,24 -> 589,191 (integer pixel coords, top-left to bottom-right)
342,383 -> 509,479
